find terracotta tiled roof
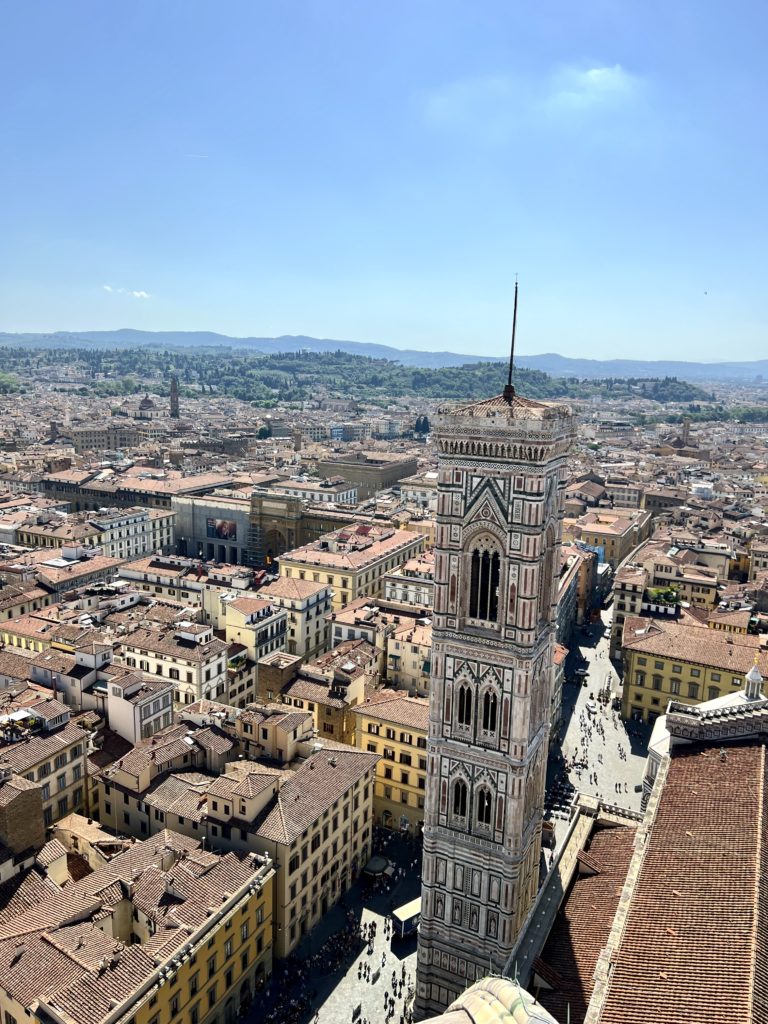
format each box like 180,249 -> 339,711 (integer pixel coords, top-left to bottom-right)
535,825 -> 637,1024
259,577 -> 330,600
598,743 -> 768,1024
352,689 -> 429,731
622,616 -> 768,676
447,392 -> 560,418
255,747 -> 378,845
0,721 -> 87,776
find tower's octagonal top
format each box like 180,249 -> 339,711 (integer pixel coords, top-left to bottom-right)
441,391 -> 570,421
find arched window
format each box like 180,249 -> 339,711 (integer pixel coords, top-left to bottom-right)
477,787 -> 492,826
457,685 -> 472,726
482,691 -> 497,732
453,779 -> 468,817
469,547 -> 500,622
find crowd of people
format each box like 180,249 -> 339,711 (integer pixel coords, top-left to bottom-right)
352,917 -> 415,1024
257,834 -> 420,1024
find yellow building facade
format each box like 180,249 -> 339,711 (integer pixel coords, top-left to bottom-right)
352,690 -> 429,832
621,616 -> 768,723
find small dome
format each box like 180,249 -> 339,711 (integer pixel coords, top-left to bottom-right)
747,662 -> 763,685
434,977 -> 559,1024
139,395 -> 155,410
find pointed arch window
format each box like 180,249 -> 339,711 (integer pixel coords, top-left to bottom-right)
457,685 -> 473,727
482,691 -> 498,733
477,787 -> 493,826
453,779 -> 468,818
469,547 -> 500,622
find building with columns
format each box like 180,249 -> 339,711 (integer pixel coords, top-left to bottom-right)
415,383 -> 574,1018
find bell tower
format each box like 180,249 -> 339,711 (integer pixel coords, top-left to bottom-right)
414,379 -> 574,1017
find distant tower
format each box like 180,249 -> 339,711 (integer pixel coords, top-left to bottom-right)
170,376 -> 180,419
415,288 -> 574,1017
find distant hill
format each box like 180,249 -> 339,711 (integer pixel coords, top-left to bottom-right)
514,352 -> 768,382
0,329 -> 500,369
0,329 -> 766,380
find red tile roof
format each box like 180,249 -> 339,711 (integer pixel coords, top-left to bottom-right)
598,742 -> 768,1024
534,825 -> 636,1024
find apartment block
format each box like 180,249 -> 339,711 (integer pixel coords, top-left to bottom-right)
352,689 -> 428,832
96,730 -> 378,959
116,623 -> 228,707
0,694 -> 90,825
279,523 -> 423,611
281,639 -> 379,744
0,824 -> 273,1024
621,614 -> 768,723
258,576 -> 332,659
383,550 -> 435,607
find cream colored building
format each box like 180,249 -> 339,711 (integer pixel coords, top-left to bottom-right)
279,523 -> 423,611
0,695 -> 90,825
116,622 -> 229,706
0,823 -> 274,1024
383,550 -> 435,607
386,619 -> 432,696
258,576 -> 332,658
96,728 -> 378,959
566,507 -> 652,569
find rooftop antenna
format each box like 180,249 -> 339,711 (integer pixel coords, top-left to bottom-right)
503,277 -> 519,403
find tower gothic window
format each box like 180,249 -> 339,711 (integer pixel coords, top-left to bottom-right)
481,692 -> 497,732
469,548 -> 500,622
457,685 -> 473,727
477,787 -> 493,826
453,779 -> 468,817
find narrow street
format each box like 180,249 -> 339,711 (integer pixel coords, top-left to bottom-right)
547,608 -> 651,821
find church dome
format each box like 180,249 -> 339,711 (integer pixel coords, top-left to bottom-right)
139,395 -> 155,410
432,977 -> 560,1024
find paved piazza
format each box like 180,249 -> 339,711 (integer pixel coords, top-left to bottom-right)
549,608 -> 651,819
255,832 -> 420,1024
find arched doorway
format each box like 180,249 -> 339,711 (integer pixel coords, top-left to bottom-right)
263,527 -> 288,567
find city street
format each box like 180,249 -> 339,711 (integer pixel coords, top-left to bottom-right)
547,608 -> 651,818
254,831 -> 420,1024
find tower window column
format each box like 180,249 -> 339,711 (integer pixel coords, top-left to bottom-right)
457,685 -> 473,728
469,547 -> 500,622
452,779 -> 468,819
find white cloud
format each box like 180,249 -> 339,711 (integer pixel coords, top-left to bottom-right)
102,285 -> 151,299
546,64 -> 639,111
422,63 -> 642,142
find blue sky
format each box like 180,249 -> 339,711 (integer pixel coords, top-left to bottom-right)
1,1 -> 766,360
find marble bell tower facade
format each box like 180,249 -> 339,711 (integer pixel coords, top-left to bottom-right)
415,385 -> 574,1018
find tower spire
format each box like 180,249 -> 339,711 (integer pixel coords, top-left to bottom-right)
503,278 -> 519,402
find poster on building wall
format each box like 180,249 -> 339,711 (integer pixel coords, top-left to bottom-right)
206,518 -> 237,540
